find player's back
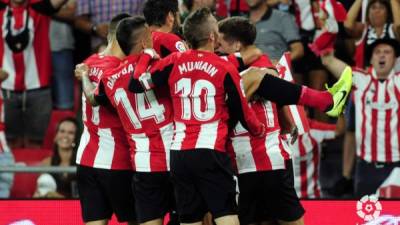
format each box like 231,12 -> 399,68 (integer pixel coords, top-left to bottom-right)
77,54 -> 132,170
168,50 -> 235,152
101,55 -> 174,172
152,31 -> 186,57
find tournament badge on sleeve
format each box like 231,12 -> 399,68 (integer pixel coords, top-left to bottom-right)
276,52 -> 310,135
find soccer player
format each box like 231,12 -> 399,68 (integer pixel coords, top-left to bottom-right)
74,14 -> 137,225
130,8 -> 266,225
321,38 -> 400,197
218,16 -> 304,225
83,17 -> 176,225
217,16 -> 352,118
143,0 -> 187,57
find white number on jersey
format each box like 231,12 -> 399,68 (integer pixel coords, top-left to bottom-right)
114,88 -> 166,129
175,78 -> 216,121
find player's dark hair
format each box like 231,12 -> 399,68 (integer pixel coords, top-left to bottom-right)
183,7 -> 213,49
143,0 -> 179,26
218,16 -> 256,46
109,13 -> 132,36
116,16 -> 147,56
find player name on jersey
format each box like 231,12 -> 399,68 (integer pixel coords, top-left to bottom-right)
178,61 -> 219,77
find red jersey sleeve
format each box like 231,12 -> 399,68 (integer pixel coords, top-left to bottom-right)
129,53 -> 179,92
224,65 -> 265,137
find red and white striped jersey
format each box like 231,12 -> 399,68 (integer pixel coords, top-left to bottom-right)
225,53 -> 290,173
293,0 -> 317,31
0,89 -> 9,154
289,119 -> 336,198
0,2 -> 54,91
76,54 -> 133,170
290,119 -> 336,157
138,50 -> 265,152
353,68 -> 400,163
99,55 -> 174,172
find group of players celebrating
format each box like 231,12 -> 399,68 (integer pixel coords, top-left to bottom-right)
74,1 -> 352,225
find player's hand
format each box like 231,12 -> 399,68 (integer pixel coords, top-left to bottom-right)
255,123 -> 266,138
143,48 -> 160,59
0,68 -> 9,82
75,63 -> 89,81
290,126 -> 298,145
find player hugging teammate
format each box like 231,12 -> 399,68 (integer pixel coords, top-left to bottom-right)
75,1 -> 353,225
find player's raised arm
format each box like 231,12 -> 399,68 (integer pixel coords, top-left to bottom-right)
128,53 -> 177,93
224,67 -> 265,137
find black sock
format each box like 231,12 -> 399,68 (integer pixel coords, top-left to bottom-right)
255,75 -> 302,106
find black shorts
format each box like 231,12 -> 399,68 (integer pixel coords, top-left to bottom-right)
77,165 -> 136,223
238,160 -> 305,224
170,149 -> 237,223
132,172 -> 177,223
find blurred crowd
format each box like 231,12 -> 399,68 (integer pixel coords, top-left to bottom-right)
0,0 -> 399,200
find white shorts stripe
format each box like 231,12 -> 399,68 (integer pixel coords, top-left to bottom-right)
160,123 -> 174,171
195,121 -> 219,149
93,128 -> 115,169
76,126 -> 90,165
265,131 -> 285,170
132,133 -> 151,172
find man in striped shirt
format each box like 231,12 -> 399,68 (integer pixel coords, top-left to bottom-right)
322,38 -> 400,197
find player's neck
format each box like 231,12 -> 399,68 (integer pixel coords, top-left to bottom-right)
197,43 -> 214,52
103,41 -> 125,60
150,25 -> 171,34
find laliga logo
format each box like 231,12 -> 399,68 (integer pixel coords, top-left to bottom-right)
356,195 -> 382,221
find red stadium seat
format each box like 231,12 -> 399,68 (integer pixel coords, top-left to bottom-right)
9,148 -> 52,198
42,110 -> 76,149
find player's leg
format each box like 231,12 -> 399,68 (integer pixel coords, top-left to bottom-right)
194,149 -> 239,225
260,161 -> 305,225
103,169 -> 136,225
86,220 -> 108,225
132,172 -> 175,225
76,166 -> 113,225
170,150 -> 208,225
242,67 -> 351,117
214,215 -> 240,225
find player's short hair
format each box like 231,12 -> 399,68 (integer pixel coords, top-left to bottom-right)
109,13 -> 132,36
143,0 -> 179,26
183,7 -> 214,49
218,17 -> 256,46
116,16 -> 147,55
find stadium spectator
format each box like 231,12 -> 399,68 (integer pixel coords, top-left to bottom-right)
50,0 -> 76,110
74,0 -> 146,50
344,0 -> 400,68
321,38 -> 400,197
289,118 -> 344,199
0,68 -> 13,198
329,96 -> 356,197
0,0 -> 68,148
181,0 -> 217,21
246,0 -> 304,62
38,117 -> 79,198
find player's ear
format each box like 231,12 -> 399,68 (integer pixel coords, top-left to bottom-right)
234,41 -> 242,52
166,11 -> 175,28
